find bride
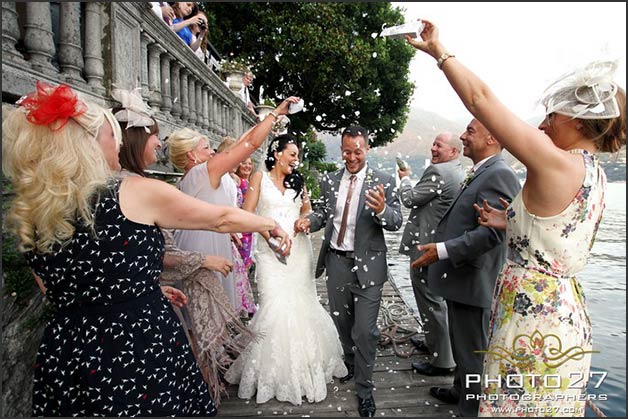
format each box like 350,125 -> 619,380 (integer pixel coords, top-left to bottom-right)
225,134 -> 347,405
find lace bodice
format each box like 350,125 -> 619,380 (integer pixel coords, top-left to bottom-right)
256,171 -> 303,235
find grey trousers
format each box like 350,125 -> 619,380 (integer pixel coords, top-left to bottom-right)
410,264 -> 455,368
325,252 -> 383,399
447,300 -> 490,417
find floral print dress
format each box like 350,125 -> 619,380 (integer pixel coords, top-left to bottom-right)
479,150 -> 606,417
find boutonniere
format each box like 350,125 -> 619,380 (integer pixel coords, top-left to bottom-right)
365,169 -> 374,184
461,170 -> 475,188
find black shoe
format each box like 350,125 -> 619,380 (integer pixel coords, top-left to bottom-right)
429,386 -> 459,405
339,363 -> 354,384
409,336 -> 430,354
411,361 -> 455,376
358,395 -> 376,417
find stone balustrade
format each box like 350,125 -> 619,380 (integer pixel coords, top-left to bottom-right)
1,2 -> 259,167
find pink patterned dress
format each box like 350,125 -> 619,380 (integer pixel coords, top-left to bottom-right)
237,178 -> 254,269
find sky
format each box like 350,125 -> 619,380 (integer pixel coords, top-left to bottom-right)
392,2 -> 626,124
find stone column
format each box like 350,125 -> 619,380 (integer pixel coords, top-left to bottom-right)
170,62 -> 181,118
2,2 -> 24,61
58,2 -> 84,83
84,2 -> 104,93
179,68 -> 189,122
24,2 -> 56,73
160,53 -> 172,114
187,77 -> 197,125
139,30 -> 152,100
207,92 -> 215,133
147,43 -> 163,110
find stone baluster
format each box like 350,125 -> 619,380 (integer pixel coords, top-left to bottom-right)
170,62 -> 181,118
187,77 -> 197,125
83,3 -> 104,93
2,2 -> 24,61
179,68 -> 189,121
160,53 -> 172,113
208,92 -> 217,134
147,42 -> 163,110
200,86 -> 209,129
195,82 -> 203,128
139,30 -> 152,100
24,2 -> 56,73
58,2 -> 84,82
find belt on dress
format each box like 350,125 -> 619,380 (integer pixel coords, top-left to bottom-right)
55,288 -> 163,317
328,247 -> 355,258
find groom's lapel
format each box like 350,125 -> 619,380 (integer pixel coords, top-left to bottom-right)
356,166 -> 372,219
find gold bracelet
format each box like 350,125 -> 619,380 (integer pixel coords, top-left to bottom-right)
268,111 -> 279,121
437,52 -> 455,69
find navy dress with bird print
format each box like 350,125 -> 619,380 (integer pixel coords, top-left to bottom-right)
25,180 -> 217,417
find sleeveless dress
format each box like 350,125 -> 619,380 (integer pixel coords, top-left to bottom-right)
24,180 -> 216,417
232,176 -> 257,316
174,164 -> 238,309
478,150 -> 606,417
237,177 -> 255,269
224,172 -> 347,405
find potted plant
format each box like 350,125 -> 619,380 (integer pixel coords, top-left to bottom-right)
256,98 -> 276,121
219,57 -> 250,93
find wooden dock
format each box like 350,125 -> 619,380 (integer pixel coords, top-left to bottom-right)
219,231 -> 456,417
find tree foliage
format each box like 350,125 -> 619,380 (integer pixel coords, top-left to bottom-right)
203,3 -> 415,147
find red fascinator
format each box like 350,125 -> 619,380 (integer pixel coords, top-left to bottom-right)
17,81 -> 87,130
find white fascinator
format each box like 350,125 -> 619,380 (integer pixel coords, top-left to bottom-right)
540,60 -> 620,120
111,87 -> 155,129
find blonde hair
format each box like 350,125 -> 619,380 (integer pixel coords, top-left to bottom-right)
216,136 -> 237,153
166,127 -> 208,170
2,102 -> 121,253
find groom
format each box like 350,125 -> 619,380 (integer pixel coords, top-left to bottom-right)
295,126 -> 402,417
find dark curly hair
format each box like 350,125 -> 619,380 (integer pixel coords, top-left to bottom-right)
265,134 -> 304,200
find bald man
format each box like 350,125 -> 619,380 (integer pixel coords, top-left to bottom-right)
398,132 -> 464,376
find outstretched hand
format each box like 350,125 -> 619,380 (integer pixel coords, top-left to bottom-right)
275,96 -> 300,116
411,243 -> 438,269
405,19 -> 442,58
473,198 -> 509,231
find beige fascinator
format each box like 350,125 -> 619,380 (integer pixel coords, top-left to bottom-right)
111,87 -> 155,130
541,60 -> 620,120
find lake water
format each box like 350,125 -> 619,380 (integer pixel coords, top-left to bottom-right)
384,182 -> 626,417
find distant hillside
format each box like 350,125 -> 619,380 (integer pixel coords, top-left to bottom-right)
317,107 -> 626,182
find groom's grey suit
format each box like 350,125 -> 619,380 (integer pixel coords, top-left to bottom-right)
308,166 -> 402,399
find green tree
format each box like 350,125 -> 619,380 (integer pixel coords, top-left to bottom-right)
203,2 -> 415,147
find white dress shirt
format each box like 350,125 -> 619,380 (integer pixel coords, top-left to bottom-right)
331,165 -> 368,251
436,154 -> 495,260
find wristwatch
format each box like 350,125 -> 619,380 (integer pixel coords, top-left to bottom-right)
437,52 -> 455,69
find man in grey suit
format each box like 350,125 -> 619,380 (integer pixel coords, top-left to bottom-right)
412,119 -> 521,417
294,126 -> 402,417
397,132 -> 464,377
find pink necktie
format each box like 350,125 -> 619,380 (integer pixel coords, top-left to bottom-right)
336,175 -> 357,247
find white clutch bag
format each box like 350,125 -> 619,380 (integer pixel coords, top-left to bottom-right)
381,21 -> 425,39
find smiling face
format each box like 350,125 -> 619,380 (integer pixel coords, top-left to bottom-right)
237,157 -> 253,179
274,143 -> 299,176
459,119 -> 494,163
341,134 -> 368,174
430,133 -> 458,164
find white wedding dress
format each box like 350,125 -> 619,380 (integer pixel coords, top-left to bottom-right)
225,172 -> 347,405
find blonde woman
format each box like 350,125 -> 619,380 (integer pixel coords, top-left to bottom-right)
167,96 -> 299,310
2,82 -> 290,417
407,21 -> 626,416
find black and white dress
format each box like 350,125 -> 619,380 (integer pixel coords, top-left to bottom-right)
25,180 -> 216,417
